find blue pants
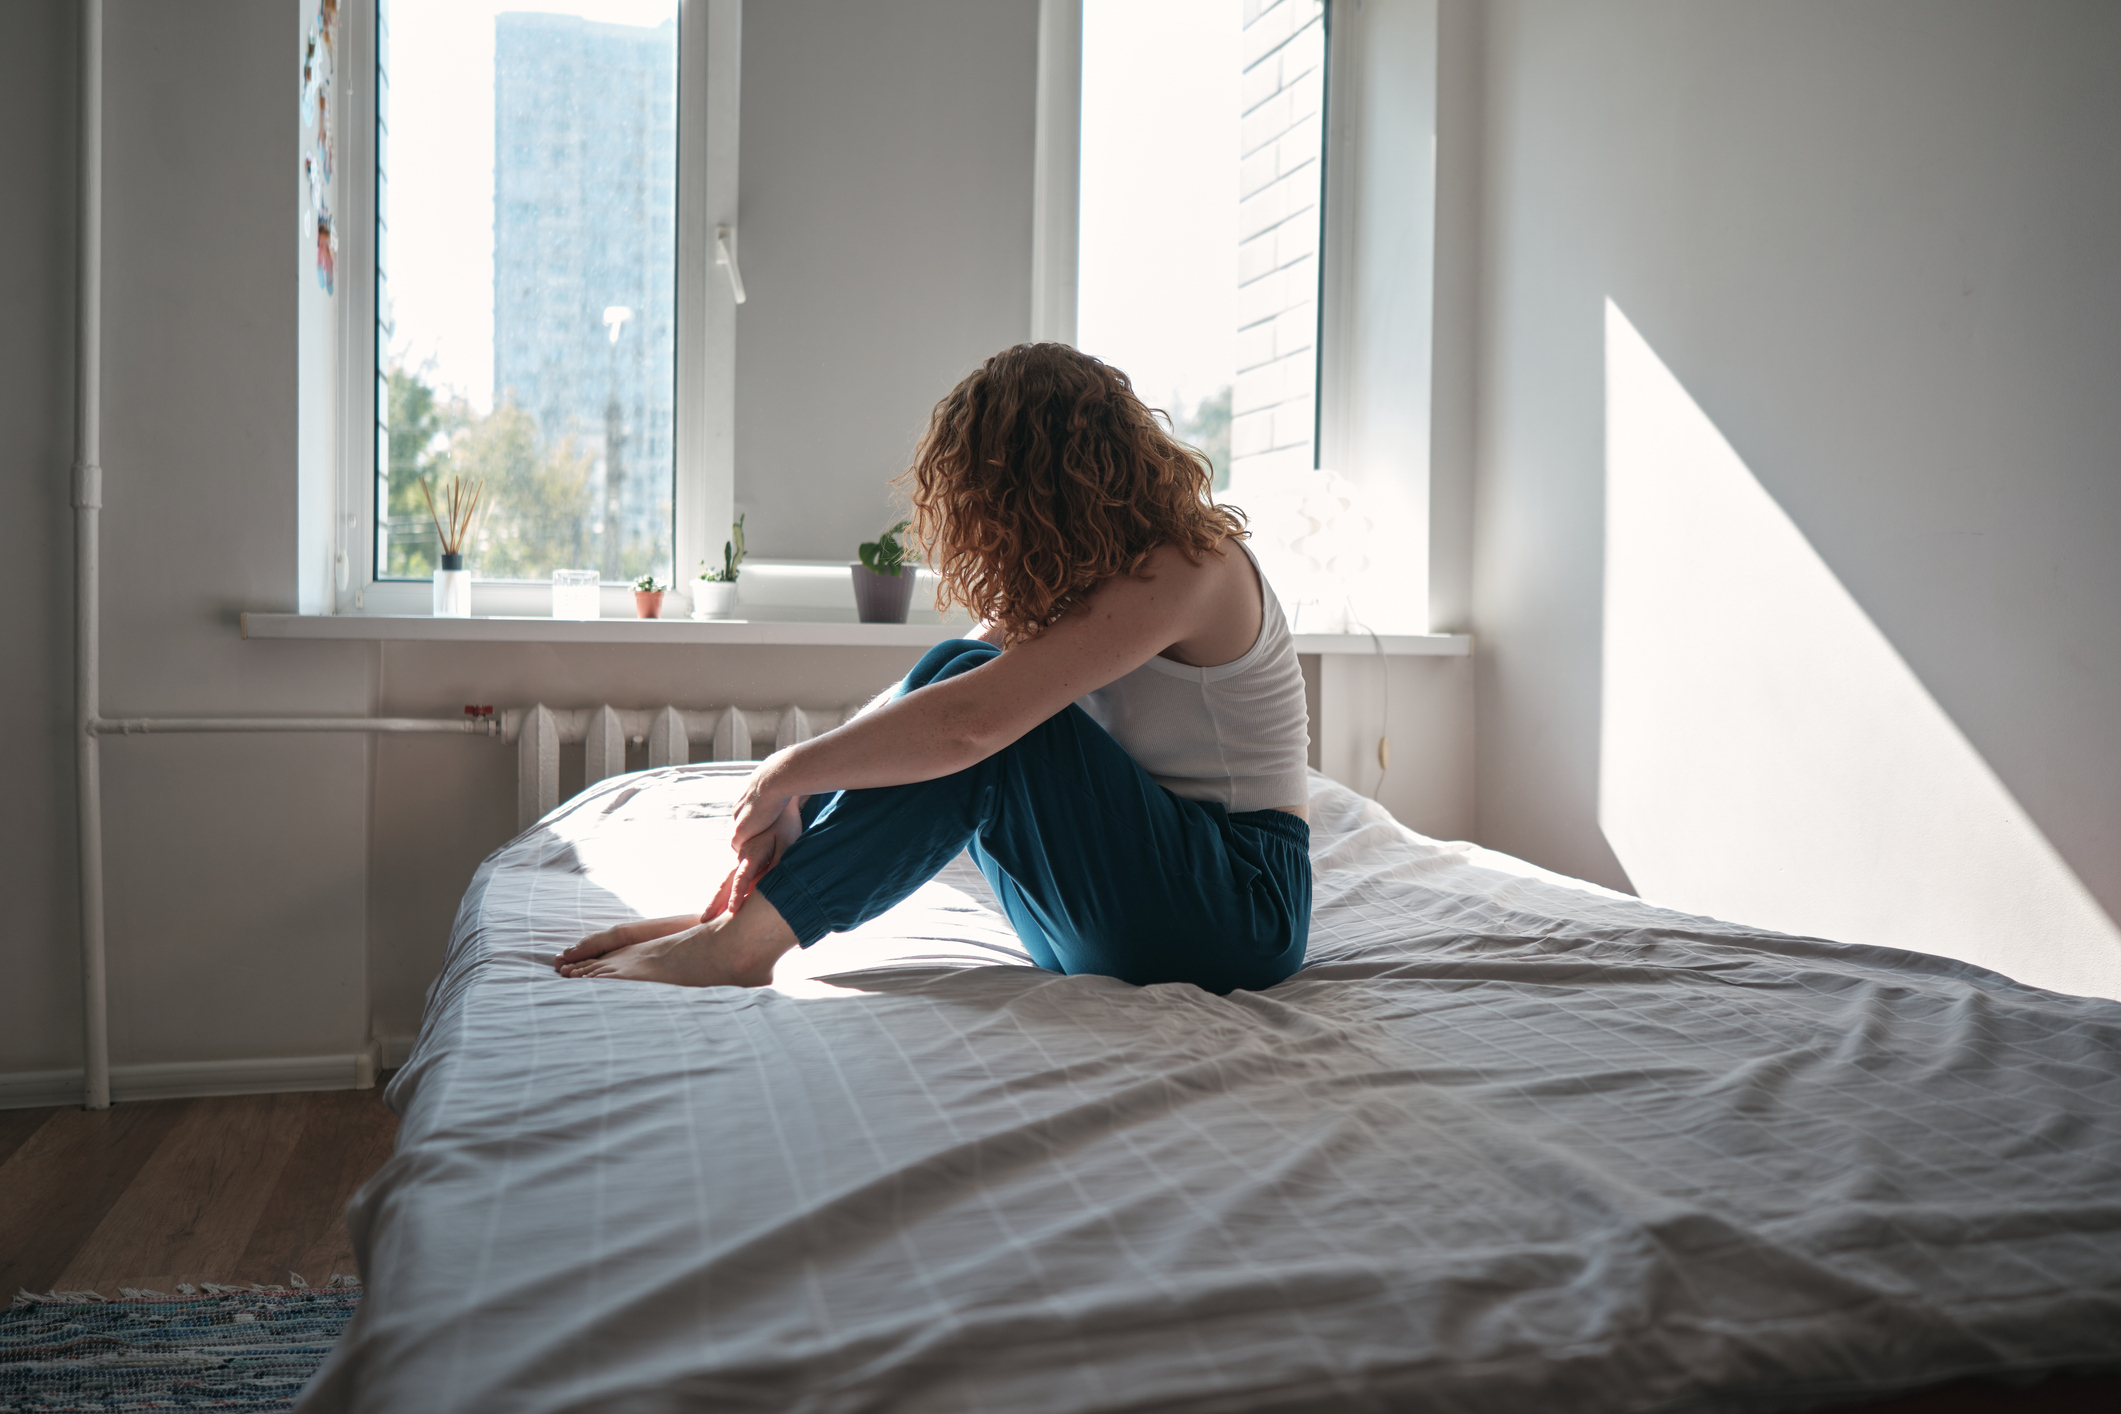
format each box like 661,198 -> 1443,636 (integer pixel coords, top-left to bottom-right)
753,640 -> 1311,994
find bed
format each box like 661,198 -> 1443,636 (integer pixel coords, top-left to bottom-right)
298,765 -> 2121,1413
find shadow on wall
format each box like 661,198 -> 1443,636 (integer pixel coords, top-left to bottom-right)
1597,300 -> 2120,1002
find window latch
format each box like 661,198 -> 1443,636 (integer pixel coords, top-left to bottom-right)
715,225 -> 747,305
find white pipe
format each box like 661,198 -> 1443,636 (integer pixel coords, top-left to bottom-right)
92,717 -> 501,736
73,0 -> 107,1112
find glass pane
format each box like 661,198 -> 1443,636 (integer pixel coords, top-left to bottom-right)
377,0 -> 679,584
1078,0 -> 1324,497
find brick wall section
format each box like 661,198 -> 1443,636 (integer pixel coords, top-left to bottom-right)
1231,0 -> 1326,491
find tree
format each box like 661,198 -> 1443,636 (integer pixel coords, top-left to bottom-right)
384,364 -> 450,577
1173,384 -> 1233,491
451,400 -> 594,580
383,363 -> 595,581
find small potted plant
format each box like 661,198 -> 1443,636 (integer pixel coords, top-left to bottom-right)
852,519 -> 918,624
693,514 -> 745,619
422,474 -> 484,617
632,573 -> 667,619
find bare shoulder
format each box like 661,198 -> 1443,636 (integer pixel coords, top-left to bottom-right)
1133,538 -> 1261,669
1129,539 -> 1241,593
1065,542 -> 1223,637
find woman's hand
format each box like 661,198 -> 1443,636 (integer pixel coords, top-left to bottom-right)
729,751 -> 797,855
706,765 -> 805,918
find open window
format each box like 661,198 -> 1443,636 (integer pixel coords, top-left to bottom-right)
380,2 -> 681,587
1067,0 -> 1438,635
317,0 -> 739,616
1073,0 -> 1327,499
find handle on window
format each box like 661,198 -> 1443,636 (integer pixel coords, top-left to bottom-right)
715,225 -> 747,305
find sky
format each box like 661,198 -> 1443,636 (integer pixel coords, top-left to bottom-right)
387,0 -> 1241,417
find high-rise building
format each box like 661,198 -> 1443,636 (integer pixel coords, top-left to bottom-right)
493,12 -> 678,582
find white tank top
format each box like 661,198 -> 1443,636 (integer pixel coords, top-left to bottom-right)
1076,542 -> 1311,813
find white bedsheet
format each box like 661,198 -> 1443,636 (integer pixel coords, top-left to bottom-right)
299,767 -> 2121,1413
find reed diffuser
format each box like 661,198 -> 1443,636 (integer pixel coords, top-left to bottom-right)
422,475 -> 485,617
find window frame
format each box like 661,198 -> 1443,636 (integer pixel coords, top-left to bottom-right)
332,0 -> 739,617
1311,0 -> 1444,634
1029,0 -> 1081,345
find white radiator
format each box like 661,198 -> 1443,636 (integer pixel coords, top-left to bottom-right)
501,703 -> 859,829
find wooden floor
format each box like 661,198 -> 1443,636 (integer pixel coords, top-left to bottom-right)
0,1086 -> 398,1298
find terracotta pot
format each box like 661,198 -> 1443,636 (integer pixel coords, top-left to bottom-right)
851,565 -> 916,623
633,589 -> 665,619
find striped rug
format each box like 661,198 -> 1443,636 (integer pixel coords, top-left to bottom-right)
0,1279 -> 357,1412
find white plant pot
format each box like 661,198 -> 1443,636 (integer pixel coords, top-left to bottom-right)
693,580 -> 739,619
432,567 -> 471,618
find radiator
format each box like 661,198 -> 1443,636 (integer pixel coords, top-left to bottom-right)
500,703 -> 859,829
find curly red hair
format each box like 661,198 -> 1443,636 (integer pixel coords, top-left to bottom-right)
902,343 -> 1246,645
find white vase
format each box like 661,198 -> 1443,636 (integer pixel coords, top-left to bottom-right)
432,564 -> 471,617
693,580 -> 739,619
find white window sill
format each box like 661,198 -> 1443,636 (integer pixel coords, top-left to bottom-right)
242,611 -> 1470,655
1293,631 -> 1470,657
313,561 -> 1472,654
244,612 -> 968,648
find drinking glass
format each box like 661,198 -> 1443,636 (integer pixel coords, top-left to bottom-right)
552,569 -> 601,620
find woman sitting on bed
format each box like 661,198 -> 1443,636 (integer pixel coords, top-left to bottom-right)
556,342 -> 1312,995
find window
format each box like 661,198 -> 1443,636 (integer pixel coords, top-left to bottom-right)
375,0 -> 683,587
1074,0 -> 1326,497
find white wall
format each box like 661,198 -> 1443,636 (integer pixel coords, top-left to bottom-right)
1312,654 -> 1474,841
1425,0 -> 1480,633
96,0 -> 378,1068
0,0 -> 81,1076
1471,0 -> 2121,994
733,0 -> 1039,564
1314,0 -> 1440,638
0,0 -> 382,1088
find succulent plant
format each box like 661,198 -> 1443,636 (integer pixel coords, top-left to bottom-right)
859,519 -> 914,577
701,514 -> 747,582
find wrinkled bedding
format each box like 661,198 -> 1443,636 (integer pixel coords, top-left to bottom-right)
299,766 -> 2121,1413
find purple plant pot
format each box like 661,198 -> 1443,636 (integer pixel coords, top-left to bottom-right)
851,565 -> 917,624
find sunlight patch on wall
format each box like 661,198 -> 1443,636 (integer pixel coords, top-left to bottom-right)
1600,300 -> 2120,1000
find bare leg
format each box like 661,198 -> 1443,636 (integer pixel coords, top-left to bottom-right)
556,913 -> 703,969
556,893 -> 799,989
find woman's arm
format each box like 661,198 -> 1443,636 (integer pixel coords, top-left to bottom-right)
707,615 -> 1023,914
728,545 -> 1220,846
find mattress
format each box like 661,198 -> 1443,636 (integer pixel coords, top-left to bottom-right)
298,766 -> 2121,1413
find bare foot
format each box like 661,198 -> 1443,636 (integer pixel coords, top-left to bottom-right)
557,895 -> 798,988
556,913 -> 702,971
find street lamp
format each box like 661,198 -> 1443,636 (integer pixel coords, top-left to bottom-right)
599,306 -> 633,581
